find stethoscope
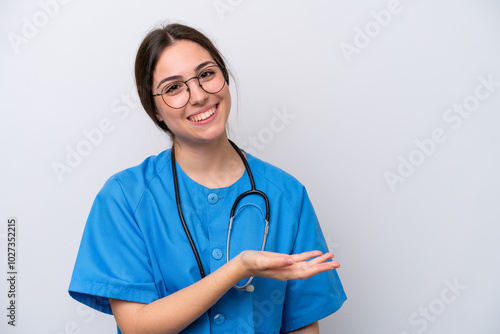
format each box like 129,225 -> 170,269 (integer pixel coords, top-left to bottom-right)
171,140 -> 270,292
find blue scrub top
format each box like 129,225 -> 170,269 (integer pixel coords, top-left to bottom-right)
68,149 -> 346,333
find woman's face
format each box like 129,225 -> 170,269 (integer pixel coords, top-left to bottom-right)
152,40 -> 231,146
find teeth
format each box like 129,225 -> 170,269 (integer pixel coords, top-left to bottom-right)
189,106 -> 216,122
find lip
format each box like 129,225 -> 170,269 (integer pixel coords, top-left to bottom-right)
187,104 -> 218,124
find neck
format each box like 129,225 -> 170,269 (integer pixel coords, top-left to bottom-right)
172,134 -> 245,189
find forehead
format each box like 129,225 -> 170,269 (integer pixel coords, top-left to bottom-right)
154,40 -> 214,80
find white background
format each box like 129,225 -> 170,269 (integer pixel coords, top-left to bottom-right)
1,0 -> 499,333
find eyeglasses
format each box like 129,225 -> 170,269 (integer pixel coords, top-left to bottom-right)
152,65 -> 226,109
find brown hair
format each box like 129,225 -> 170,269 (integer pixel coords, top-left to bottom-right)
134,23 -> 230,138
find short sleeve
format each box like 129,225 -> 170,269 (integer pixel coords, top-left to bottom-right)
280,188 -> 347,333
68,177 -> 159,315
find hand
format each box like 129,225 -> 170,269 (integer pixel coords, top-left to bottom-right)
235,250 -> 340,282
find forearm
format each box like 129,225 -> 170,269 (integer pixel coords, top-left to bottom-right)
111,250 -> 336,334
111,260 -> 243,334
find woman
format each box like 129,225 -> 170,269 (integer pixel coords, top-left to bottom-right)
69,23 -> 346,334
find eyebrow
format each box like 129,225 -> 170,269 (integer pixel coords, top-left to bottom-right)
156,61 -> 216,89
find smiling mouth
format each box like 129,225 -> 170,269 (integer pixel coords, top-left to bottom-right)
188,105 -> 217,122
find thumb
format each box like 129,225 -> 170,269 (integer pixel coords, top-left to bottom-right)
254,252 -> 294,270
266,254 -> 294,268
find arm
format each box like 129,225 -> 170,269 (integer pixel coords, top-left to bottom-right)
110,250 -> 338,334
286,321 -> 319,334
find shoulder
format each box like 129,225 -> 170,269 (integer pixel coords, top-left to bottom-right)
109,149 -> 171,185
246,152 -> 308,204
246,153 -> 301,185
96,150 -> 171,208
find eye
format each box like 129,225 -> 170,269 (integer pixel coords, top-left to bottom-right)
199,68 -> 216,80
163,82 -> 183,95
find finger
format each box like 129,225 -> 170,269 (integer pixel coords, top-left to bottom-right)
312,262 -> 339,274
330,261 -> 340,268
287,262 -> 337,279
256,253 -> 294,270
290,250 -> 324,262
306,252 -> 334,265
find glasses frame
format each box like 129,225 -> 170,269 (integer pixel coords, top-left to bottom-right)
152,65 -> 226,109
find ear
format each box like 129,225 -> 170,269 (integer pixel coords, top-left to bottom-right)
155,112 -> 164,122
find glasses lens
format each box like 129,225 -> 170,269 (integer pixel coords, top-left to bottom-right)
162,82 -> 189,109
198,66 -> 225,94
160,66 -> 226,109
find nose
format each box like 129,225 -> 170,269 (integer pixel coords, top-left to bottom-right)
186,77 -> 208,105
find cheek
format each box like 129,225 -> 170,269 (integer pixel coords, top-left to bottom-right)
220,87 -> 231,108
154,102 -> 174,124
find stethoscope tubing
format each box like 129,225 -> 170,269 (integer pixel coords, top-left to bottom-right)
171,140 -> 270,290
171,147 -> 206,278
227,203 -> 269,290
